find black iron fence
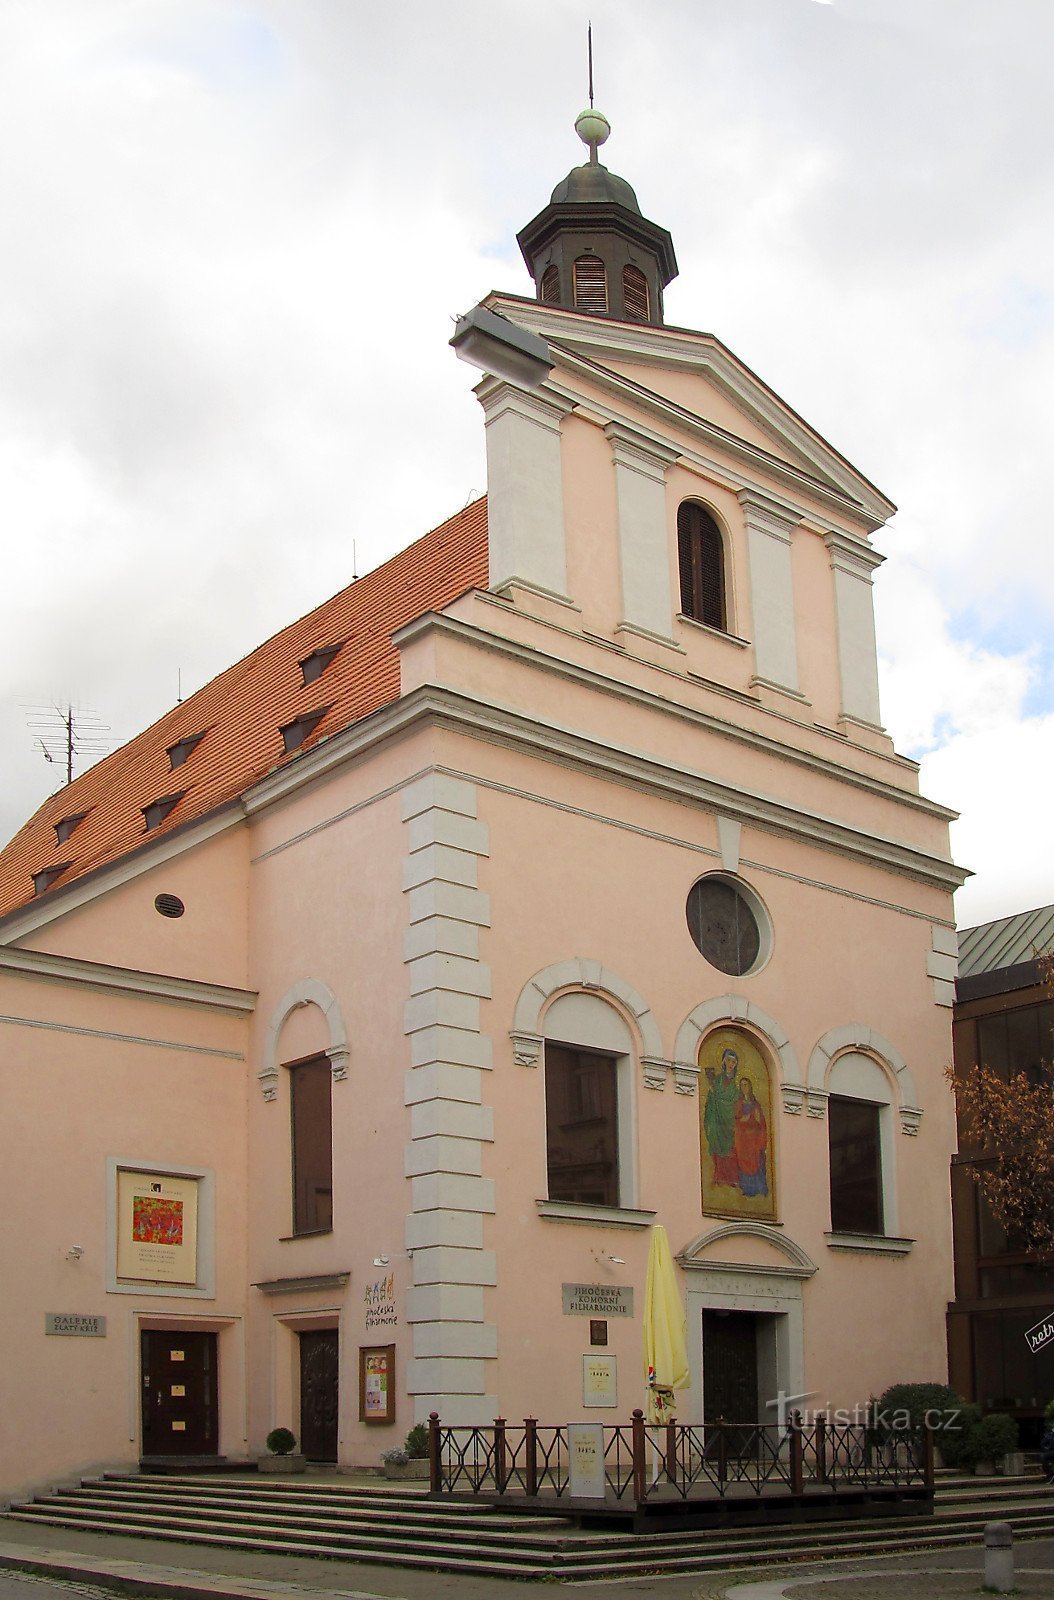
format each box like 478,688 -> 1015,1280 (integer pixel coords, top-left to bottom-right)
427,1410 -> 934,1504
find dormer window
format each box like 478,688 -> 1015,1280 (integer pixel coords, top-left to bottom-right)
280,708 -> 329,754
143,792 -> 185,832
167,731 -> 206,770
299,644 -> 341,686
54,812 -> 88,845
32,862 -> 72,896
623,264 -> 650,322
677,502 -> 727,632
540,264 -> 560,304
573,255 -> 608,314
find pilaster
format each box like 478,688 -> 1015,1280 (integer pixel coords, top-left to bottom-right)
604,422 -> 681,646
824,530 -> 885,731
739,490 -> 802,700
402,771 -> 498,1426
476,377 -> 575,602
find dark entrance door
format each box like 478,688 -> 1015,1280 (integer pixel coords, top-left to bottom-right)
300,1329 -> 339,1461
703,1309 -> 758,1428
141,1330 -> 218,1456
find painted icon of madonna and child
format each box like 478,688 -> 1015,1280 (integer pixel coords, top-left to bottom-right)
699,1028 -> 777,1221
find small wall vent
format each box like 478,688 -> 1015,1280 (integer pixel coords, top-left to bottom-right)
154,893 -> 186,919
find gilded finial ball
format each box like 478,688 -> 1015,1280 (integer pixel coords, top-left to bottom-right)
575,108 -> 611,148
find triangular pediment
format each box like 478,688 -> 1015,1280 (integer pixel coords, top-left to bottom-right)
484,292 -> 894,530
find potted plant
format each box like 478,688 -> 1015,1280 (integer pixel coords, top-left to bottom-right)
381,1424 -> 431,1480
258,1426 -> 307,1474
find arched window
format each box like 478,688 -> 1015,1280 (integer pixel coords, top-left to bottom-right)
573,255 -> 608,314
542,990 -> 636,1210
677,501 -> 727,631
540,263 -> 560,304
623,263 -> 650,322
827,1052 -> 897,1238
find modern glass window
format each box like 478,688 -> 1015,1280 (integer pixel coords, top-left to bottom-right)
677,501 -> 727,631
828,1095 -> 883,1235
290,1057 -> 333,1234
544,1042 -> 619,1207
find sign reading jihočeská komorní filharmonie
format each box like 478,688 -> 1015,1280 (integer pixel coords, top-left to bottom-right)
562,1283 -> 634,1318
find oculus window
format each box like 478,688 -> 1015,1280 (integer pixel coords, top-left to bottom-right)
290,1057 -> 333,1234
686,874 -> 770,977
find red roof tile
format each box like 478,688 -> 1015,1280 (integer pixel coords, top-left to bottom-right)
0,498 -> 488,922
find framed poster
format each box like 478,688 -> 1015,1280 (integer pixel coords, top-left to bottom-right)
582,1354 -> 618,1408
115,1169 -> 199,1285
359,1344 -> 395,1423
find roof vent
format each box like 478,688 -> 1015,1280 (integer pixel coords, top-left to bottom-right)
54,812 -> 89,845
300,645 -> 342,686
142,792 -> 185,831
32,862 -> 72,897
280,708 -> 330,754
154,893 -> 186,919
167,732 -> 206,770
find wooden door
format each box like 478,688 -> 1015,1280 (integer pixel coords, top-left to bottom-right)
703,1310 -> 758,1428
300,1329 -> 339,1461
141,1330 -> 218,1456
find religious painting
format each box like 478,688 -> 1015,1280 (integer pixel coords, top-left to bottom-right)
116,1169 -> 199,1285
699,1027 -> 777,1222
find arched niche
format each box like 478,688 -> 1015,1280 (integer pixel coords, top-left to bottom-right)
258,978 -> 349,1101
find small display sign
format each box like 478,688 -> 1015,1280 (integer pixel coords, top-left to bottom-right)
360,1344 -> 396,1423
45,1314 -> 107,1338
1025,1312 -> 1054,1354
562,1283 -> 634,1319
567,1423 -> 606,1499
582,1355 -> 618,1408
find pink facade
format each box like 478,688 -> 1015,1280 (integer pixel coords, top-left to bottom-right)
0,154 -> 965,1497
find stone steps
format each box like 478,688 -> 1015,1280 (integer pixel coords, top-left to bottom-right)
4,1470 -> 1054,1579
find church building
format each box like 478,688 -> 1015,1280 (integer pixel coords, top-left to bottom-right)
0,110 -> 965,1496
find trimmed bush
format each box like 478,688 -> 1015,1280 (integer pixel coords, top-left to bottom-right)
266,1426 -> 297,1456
958,1412 -> 1019,1469
405,1423 -> 430,1459
940,1402 -> 982,1468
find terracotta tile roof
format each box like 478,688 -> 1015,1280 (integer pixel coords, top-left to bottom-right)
0,497 -> 488,923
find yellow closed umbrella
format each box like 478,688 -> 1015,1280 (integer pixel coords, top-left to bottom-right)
642,1224 -> 689,1424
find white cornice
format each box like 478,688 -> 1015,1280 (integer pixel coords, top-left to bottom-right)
483,293 -> 895,527
243,646 -> 965,891
395,609 -> 953,823
0,945 -> 256,1013
0,804 -> 244,944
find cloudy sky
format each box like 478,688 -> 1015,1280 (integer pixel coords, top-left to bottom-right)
2,0 -> 1051,930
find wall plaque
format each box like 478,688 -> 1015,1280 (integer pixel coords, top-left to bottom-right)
582,1355 -> 618,1408
567,1422 -> 607,1499
562,1283 -> 633,1318
45,1313 -> 107,1338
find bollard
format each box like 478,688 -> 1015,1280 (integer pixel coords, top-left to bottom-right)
984,1520 -> 1014,1594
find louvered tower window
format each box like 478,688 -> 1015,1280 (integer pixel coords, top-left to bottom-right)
573,255 -> 608,314
540,264 -> 561,304
623,264 -> 650,322
677,502 -> 727,631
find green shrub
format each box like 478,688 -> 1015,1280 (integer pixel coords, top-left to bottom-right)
940,1402 -> 982,1468
876,1382 -> 965,1431
404,1423 -> 430,1459
958,1412 -> 1019,1469
266,1426 -> 297,1455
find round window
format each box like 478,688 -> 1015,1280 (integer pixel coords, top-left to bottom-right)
686,874 -> 769,976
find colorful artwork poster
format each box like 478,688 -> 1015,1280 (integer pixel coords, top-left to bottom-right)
360,1345 -> 395,1422
699,1027 -> 777,1222
116,1170 -> 199,1285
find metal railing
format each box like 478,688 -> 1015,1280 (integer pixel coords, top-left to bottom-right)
428,1410 -> 935,1504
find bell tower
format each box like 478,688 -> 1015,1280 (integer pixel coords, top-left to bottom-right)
516,109 -> 678,326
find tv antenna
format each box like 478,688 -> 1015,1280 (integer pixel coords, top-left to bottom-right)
24,701 -> 111,786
